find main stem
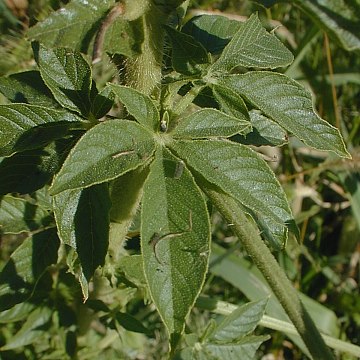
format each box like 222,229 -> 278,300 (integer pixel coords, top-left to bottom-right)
124,2 -> 168,98
200,180 -> 335,360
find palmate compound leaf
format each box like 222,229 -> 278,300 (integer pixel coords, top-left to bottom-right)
171,108 -> 252,139
211,13 -> 293,72
219,72 -> 351,158
141,147 -> 210,346
170,140 -> 296,249
53,184 -> 110,300
0,104 -> 82,157
109,84 -> 160,131
50,120 -> 155,195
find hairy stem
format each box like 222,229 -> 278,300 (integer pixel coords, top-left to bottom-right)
199,179 -> 335,360
125,3 -> 166,97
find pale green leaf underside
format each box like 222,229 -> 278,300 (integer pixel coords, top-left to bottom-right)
211,13 -> 293,72
0,195 -> 50,234
0,307 -> 52,350
141,148 -> 210,336
209,299 -> 267,342
171,140 -> 294,248
0,302 -> 37,324
0,104 -> 80,157
172,108 -> 251,139
36,45 -> 93,115
50,120 -> 155,194
202,335 -> 269,360
220,72 -> 350,158
27,0 -> 115,50
109,84 -> 160,131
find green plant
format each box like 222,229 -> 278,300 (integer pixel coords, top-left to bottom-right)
0,0 -> 359,359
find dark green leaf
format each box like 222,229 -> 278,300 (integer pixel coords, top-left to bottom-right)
171,140 -> 295,248
53,184 -> 110,298
90,85 -> 115,119
172,108 -> 251,139
211,14 -> 293,72
27,0 -> 115,52
0,104 -> 82,157
34,44 -> 94,116
0,140 -> 72,195
115,312 -> 151,335
212,84 -> 249,120
0,70 -> 58,107
220,72 -> 350,158
182,15 -> 241,54
109,84 -> 160,131
102,17 -> 143,58
213,86 -> 287,145
294,0 -> 360,51
0,228 -> 59,311
0,195 -> 51,234
141,147 -> 210,340
235,111 -> 288,146
50,120 -> 155,194
165,25 -> 210,76
180,84 -> 219,110
208,299 -> 268,342
0,306 -> 52,350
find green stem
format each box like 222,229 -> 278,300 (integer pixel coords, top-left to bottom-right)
172,84 -> 205,116
124,2 -> 171,98
199,180 -> 335,360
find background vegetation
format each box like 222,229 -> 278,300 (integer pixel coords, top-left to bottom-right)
0,0 -> 359,359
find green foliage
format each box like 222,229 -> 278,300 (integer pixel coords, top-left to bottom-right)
178,299 -> 269,359
0,0 -> 359,359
